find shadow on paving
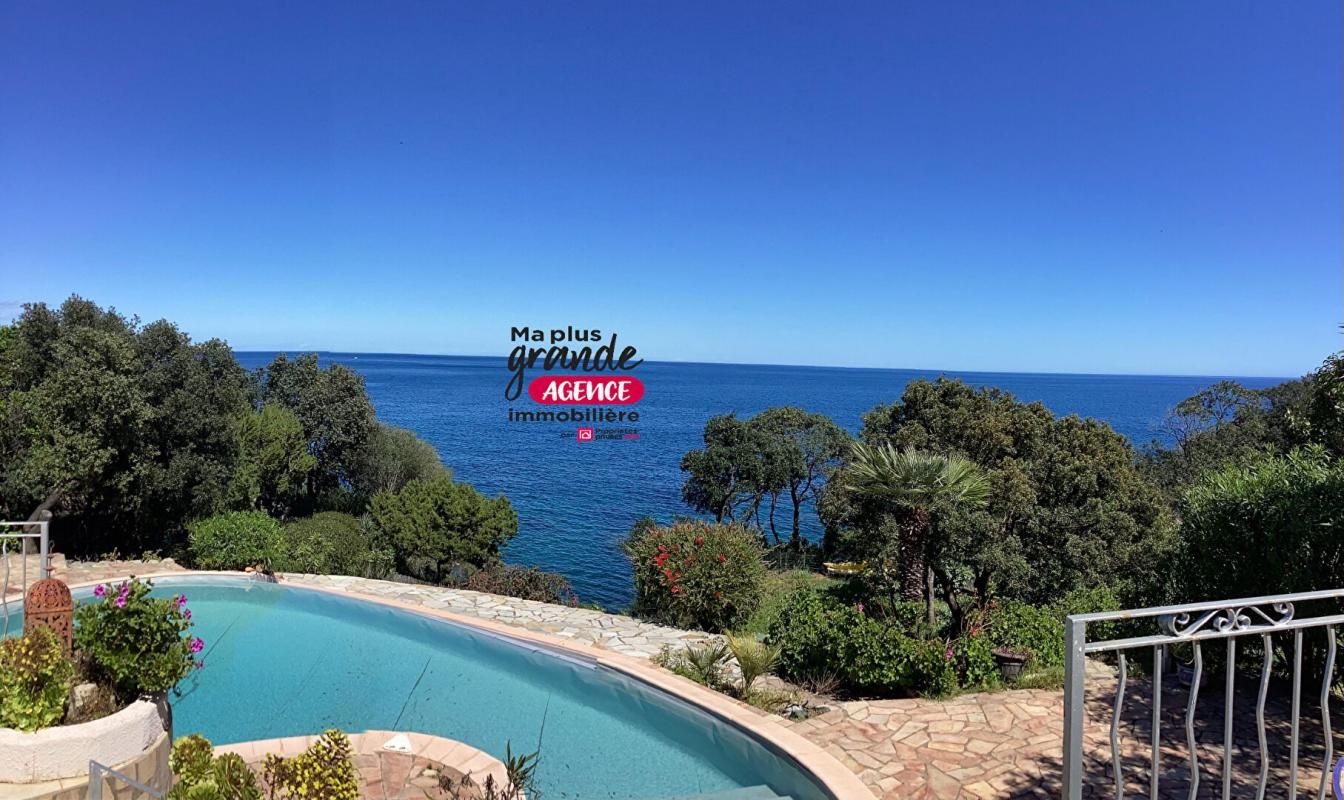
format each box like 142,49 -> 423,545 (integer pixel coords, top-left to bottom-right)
996,674 -> 1344,800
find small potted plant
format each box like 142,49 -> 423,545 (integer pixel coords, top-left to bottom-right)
992,646 -> 1031,683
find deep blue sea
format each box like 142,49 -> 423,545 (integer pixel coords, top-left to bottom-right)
235,353 -> 1285,610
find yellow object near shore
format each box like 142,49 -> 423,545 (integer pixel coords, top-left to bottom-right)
822,561 -> 868,576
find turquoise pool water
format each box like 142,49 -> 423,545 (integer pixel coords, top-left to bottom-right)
32,577 -> 830,800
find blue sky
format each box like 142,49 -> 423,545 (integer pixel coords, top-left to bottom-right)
1,3 -> 1339,377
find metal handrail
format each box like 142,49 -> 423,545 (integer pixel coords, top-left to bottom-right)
1063,589 -> 1344,800
88,760 -> 165,799
1,520 -> 50,636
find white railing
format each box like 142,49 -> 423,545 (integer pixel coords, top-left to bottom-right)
88,760 -> 165,800
0,519 -> 50,635
1063,588 -> 1344,800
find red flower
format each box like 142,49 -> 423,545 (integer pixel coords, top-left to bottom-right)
718,553 -> 727,562
654,552 -> 670,568
694,536 -> 704,546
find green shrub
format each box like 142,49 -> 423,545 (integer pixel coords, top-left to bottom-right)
0,626 -> 73,731
168,734 -> 262,800
369,476 -> 518,583
984,587 -> 1120,669
768,589 -> 956,696
74,578 -> 201,700
624,520 -> 767,633
277,512 -> 390,577
463,565 -> 577,606
188,511 -> 283,570
262,730 -> 359,800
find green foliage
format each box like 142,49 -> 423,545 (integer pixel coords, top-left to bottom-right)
767,590 -> 934,695
654,641 -> 730,688
985,588 -> 1119,668
0,626 -> 74,731
463,565 -> 577,605
680,408 -> 849,544
827,378 -> 1175,627
188,511 -> 284,570
1178,446 -> 1344,601
725,633 -> 781,696
740,569 -> 839,636
624,520 -> 767,633
369,476 -> 518,583
261,730 -> 359,800
354,422 -> 449,496
74,578 -> 201,699
259,353 -> 376,502
276,512 -> 391,577
228,404 -> 314,516
168,734 -> 262,800
0,297 -> 250,554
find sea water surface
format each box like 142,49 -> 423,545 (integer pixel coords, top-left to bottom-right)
235,353 -> 1285,609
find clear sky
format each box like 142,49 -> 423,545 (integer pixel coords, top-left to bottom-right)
1,2 -> 1339,377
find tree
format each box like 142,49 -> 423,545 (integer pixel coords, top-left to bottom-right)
228,404 -> 316,516
0,298 -> 250,554
680,414 -> 770,524
1142,378 -> 1313,493
258,353 -> 376,503
826,378 -> 1175,630
1178,445 -> 1344,602
751,407 -> 850,545
844,443 -> 990,624
368,476 -> 518,583
353,423 -> 449,496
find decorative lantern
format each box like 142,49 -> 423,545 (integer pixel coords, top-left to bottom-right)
24,577 -> 74,651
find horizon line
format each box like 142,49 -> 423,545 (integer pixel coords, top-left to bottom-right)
230,348 -> 1295,383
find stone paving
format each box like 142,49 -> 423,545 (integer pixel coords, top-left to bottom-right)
279,572 -> 727,659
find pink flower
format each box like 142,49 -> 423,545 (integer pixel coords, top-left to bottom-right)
856,602 -> 865,613
177,595 -> 188,607
183,609 -> 192,620
944,647 -> 954,661
115,595 -> 127,609
190,637 -> 204,654
93,584 -> 106,598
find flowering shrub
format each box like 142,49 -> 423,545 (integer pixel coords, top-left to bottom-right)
262,730 -> 358,800
168,734 -> 261,800
188,510 -> 283,570
74,578 -> 202,700
624,520 -> 766,632
0,626 -> 74,731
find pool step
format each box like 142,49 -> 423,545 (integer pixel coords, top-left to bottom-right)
653,786 -> 791,800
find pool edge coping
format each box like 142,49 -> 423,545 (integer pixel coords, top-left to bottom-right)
58,570 -> 876,800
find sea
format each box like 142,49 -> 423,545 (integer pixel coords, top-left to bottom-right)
234,353 -> 1285,610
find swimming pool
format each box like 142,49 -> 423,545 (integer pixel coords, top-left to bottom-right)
30,577 -> 835,800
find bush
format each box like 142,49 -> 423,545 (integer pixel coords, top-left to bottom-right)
463,565 -> 577,605
0,626 -> 73,731
985,587 -> 1120,669
169,734 -> 262,800
277,512 -> 391,577
188,511 -> 283,570
768,589 -> 954,696
624,520 -> 767,633
262,730 -> 359,800
74,578 -> 202,700
369,476 -> 518,583
354,423 -> 449,495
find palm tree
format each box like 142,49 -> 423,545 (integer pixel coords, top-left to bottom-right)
845,443 -> 991,623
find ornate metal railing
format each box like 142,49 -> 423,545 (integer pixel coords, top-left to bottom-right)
0,519 -> 50,635
1063,589 -> 1344,800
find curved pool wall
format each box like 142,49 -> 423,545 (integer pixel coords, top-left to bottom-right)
8,577 -> 833,800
